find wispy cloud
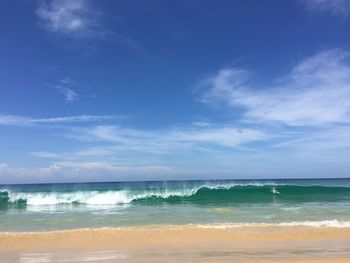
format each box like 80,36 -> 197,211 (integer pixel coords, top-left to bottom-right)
26,123 -> 268,171
273,126 -> 350,151
302,0 -> 350,17
36,0 -> 105,39
31,147 -> 116,160
0,161 -> 175,184
36,0 -> 143,51
54,77 -> 79,102
198,48 -> 350,169
0,114 -> 121,126
57,86 -> 78,102
53,161 -> 173,172
200,49 -> 350,126
69,124 -> 267,150
31,151 -> 62,159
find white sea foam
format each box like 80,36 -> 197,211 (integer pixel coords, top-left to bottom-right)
197,220 -> 350,228
4,188 -> 198,206
6,190 -> 128,205
278,220 -> 350,228
271,187 -> 280,194
281,207 -> 302,211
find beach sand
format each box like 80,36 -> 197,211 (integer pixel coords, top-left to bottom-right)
1,225 -> 350,262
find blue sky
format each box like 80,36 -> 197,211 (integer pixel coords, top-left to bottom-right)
1,0 -> 350,183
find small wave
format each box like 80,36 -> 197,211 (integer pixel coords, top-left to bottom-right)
280,207 -> 301,211
197,220 -> 350,228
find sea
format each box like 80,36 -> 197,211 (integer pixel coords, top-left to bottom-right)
1,178 -> 350,232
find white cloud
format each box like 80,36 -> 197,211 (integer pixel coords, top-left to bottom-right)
54,161 -> 173,172
76,147 -> 116,157
0,115 -> 33,126
35,0 -> 143,51
54,77 -> 79,102
0,114 -> 120,126
273,125 -> 350,151
56,86 -> 78,102
31,151 -> 61,159
0,162 -> 61,183
21,121 -> 268,173
31,147 -> 117,160
37,115 -> 120,123
0,161 -> 175,184
0,163 -> 8,168
302,0 -> 350,17
65,124 -> 267,157
36,0 -> 104,39
201,49 -> 350,126
169,127 -> 266,147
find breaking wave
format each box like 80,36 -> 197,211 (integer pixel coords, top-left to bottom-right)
1,184 -> 350,207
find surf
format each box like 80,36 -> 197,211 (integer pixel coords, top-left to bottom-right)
2,183 -> 350,207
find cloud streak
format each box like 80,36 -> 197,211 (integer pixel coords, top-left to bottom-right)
0,161 -> 175,184
68,124 -> 268,151
0,114 -> 121,126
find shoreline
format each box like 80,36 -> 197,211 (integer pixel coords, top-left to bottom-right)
1,221 -> 350,233
2,219 -> 350,233
1,225 -> 350,262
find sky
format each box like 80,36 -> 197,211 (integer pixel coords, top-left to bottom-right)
1,0 -> 350,183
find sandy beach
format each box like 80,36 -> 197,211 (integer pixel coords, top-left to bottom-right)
1,225 -> 350,262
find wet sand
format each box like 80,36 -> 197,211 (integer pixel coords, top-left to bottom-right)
1,225 -> 350,262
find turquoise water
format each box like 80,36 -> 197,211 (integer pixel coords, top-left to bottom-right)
1,179 -> 350,231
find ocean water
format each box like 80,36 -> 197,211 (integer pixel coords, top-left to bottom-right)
1,178 -> 350,232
